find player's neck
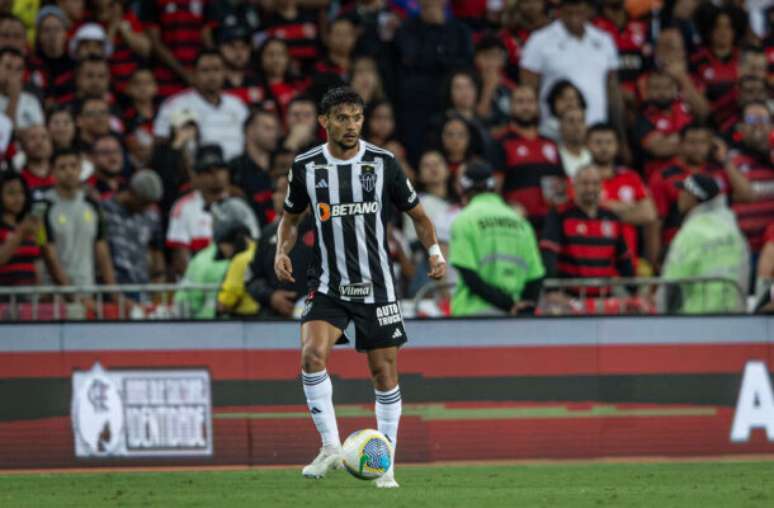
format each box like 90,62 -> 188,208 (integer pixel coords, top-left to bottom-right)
326,140 -> 360,161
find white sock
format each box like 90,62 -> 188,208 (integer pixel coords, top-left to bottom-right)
302,370 -> 340,448
375,385 -> 402,450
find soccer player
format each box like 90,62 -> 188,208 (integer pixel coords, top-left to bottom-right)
274,87 -> 447,488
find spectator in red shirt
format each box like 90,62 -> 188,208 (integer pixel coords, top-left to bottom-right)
645,123 -> 754,267
30,6 -> 74,110
494,84 -> 566,232
540,164 -> 634,294
644,27 -> 709,122
17,125 -> 55,197
256,38 -> 308,121
140,0 -> 208,97
691,4 -> 748,127
729,102 -> 774,254
47,107 -> 76,150
593,0 -> 651,98
633,70 -> 693,178
257,0 -> 321,73
718,72 -> 769,136
0,172 -> 41,287
586,123 -> 656,266
93,0 -> 151,94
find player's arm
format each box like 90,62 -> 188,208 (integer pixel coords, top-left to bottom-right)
406,204 -> 446,280
274,164 -> 310,283
274,210 -> 303,283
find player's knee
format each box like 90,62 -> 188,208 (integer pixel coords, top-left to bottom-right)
301,344 -> 328,372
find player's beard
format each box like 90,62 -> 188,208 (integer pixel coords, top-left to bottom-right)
336,134 -> 359,150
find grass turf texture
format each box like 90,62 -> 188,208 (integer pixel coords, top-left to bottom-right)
1,461 -> 773,507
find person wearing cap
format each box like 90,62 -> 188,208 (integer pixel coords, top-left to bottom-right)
449,161 -> 545,316
214,198 -> 261,316
101,169 -> 166,286
32,6 -> 74,108
166,144 -> 233,278
218,24 -> 258,102
660,173 -> 750,314
69,23 -> 113,60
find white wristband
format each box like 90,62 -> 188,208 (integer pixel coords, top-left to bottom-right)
428,243 -> 443,259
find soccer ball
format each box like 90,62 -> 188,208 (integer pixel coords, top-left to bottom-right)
341,429 -> 393,480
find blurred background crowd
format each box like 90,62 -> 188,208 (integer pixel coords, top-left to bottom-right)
0,0 -> 772,319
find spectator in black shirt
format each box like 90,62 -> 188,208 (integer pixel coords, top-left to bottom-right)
247,173 -> 314,319
392,0 -> 473,162
229,109 -> 282,227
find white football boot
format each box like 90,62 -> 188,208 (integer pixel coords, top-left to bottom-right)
302,445 -> 342,479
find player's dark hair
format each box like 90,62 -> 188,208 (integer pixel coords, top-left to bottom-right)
319,86 -> 365,116
50,146 -> 81,166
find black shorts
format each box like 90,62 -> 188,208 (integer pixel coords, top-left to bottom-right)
301,291 -> 408,352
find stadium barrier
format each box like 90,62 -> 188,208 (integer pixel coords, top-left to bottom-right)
1,316 -> 773,468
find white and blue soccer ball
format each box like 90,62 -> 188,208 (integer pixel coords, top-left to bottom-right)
341,429 -> 393,480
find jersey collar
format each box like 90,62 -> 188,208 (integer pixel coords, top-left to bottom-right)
322,140 -> 366,165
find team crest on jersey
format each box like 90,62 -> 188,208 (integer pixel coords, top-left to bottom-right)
359,164 -> 377,192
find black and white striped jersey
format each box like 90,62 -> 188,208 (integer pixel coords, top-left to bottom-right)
283,140 -> 419,303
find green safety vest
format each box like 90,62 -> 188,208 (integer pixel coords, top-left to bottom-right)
449,193 -> 545,316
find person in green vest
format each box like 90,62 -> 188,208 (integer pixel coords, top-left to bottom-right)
174,244 -> 229,319
660,173 -> 750,314
449,161 -> 545,316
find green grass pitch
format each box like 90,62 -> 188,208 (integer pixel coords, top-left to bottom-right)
1,461 -> 773,507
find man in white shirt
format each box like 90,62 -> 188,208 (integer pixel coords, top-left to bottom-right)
520,0 -> 624,137
0,47 -> 45,130
154,49 -> 248,160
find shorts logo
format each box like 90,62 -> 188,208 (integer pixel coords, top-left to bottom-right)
317,202 -> 379,222
339,282 -> 372,298
376,303 -> 402,327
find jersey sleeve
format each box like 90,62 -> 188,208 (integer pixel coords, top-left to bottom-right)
386,157 -> 419,212
519,32 -> 544,74
283,162 -> 310,214
166,203 -> 191,249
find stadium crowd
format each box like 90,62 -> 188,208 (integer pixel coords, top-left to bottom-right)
0,0 -> 772,318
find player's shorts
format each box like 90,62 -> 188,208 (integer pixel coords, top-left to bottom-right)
301,291 -> 408,352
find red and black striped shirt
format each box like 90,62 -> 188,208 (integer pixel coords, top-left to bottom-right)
258,9 -> 320,70
593,15 -> 651,93
540,204 -> 634,294
494,126 -> 567,231
100,12 -> 146,94
0,222 -> 40,286
691,47 -> 739,126
139,0 -> 208,98
730,147 -> 774,252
